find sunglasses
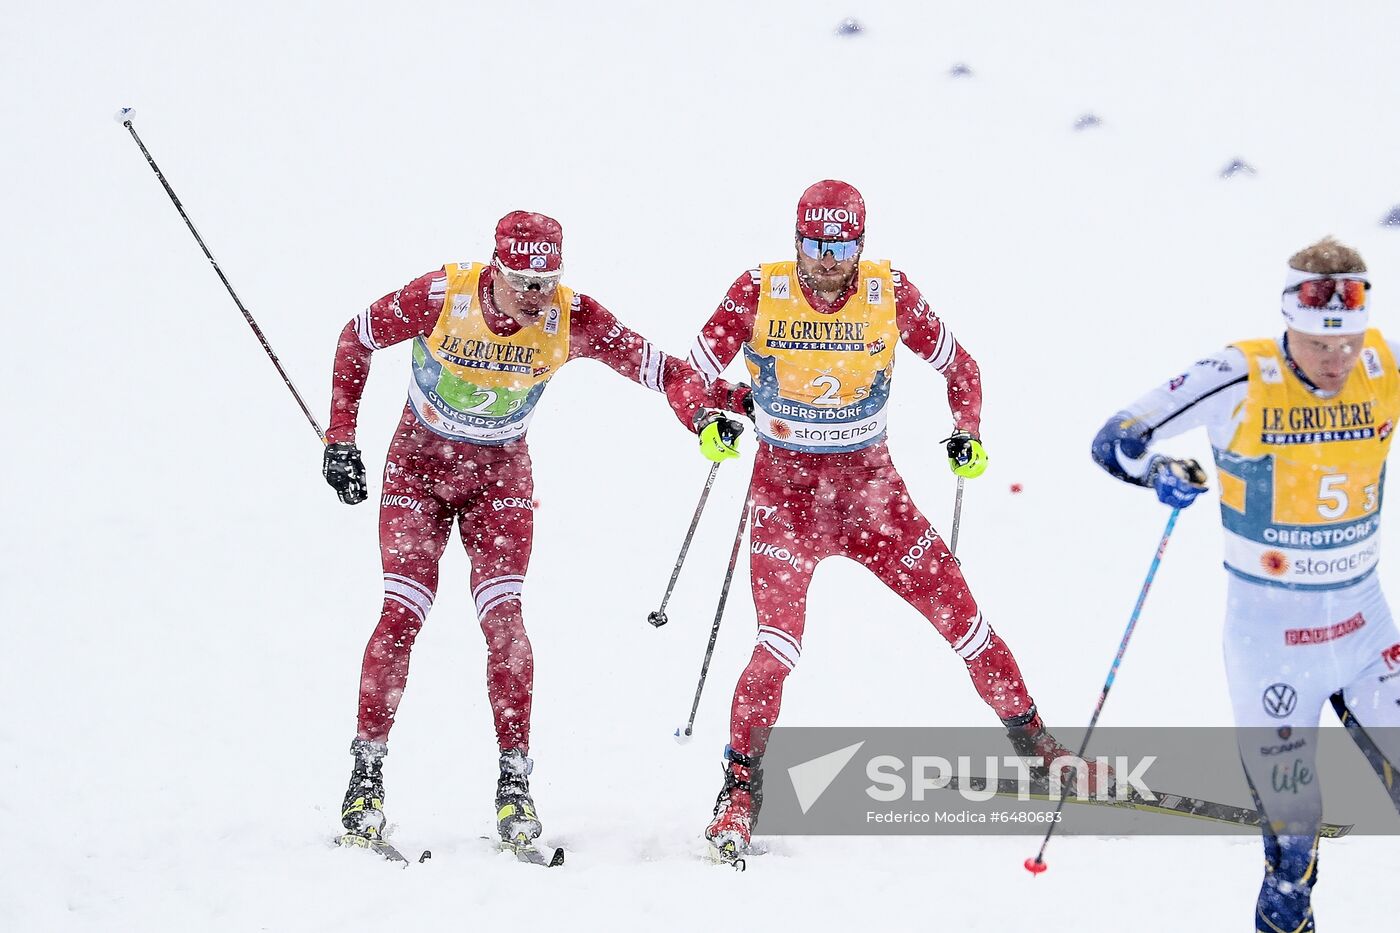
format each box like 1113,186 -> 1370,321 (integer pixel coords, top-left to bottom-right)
799,236 -> 862,262
494,257 -> 561,294
1284,277 -> 1370,310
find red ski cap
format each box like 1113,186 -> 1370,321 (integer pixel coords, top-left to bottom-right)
795,179 -> 865,241
493,210 -> 564,273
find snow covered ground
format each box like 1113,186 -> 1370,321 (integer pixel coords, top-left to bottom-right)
5,1 -> 1399,929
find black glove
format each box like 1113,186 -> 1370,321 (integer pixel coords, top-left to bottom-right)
323,442 -> 368,505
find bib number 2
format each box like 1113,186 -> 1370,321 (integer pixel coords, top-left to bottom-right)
811,374 -> 842,406
463,386 -> 526,416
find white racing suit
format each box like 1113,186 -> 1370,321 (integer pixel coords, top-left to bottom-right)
1093,334 -> 1400,933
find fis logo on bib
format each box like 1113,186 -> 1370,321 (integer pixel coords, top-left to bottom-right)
1262,683 -> 1298,719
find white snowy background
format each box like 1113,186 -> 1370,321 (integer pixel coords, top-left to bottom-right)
4,1 -> 1398,929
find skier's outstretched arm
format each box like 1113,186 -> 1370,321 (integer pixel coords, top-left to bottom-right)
565,293 -> 673,389
661,270 -> 759,433
1091,349 -> 1246,506
567,294 -> 748,428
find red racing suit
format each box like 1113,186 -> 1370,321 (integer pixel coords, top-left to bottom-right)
664,265 -> 1038,759
329,263 -> 702,752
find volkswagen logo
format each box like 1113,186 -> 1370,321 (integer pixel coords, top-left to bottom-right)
1262,683 -> 1298,719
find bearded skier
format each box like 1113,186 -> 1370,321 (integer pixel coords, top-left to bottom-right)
665,180 -> 1104,860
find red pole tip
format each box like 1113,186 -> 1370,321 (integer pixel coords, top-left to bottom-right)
1023,857 -> 1047,875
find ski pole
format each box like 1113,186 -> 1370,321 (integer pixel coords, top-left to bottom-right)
674,494 -> 750,744
1024,507 -> 1180,875
649,461 -> 722,627
115,107 -> 326,443
948,476 -> 966,556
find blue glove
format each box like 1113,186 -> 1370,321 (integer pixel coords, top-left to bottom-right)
1148,456 -> 1208,508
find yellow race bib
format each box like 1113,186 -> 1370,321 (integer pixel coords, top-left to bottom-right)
744,260 -> 898,452
407,262 -> 572,444
1214,331 -> 1398,589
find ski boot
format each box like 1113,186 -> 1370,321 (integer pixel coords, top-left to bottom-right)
704,746 -> 761,867
495,748 -> 543,844
1004,709 -> 1115,797
1256,832 -> 1317,933
493,749 -> 564,867
341,737 -> 387,838
337,738 -> 408,862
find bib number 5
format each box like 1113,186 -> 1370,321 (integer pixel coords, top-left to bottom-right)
1316,473 -> 1378,519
